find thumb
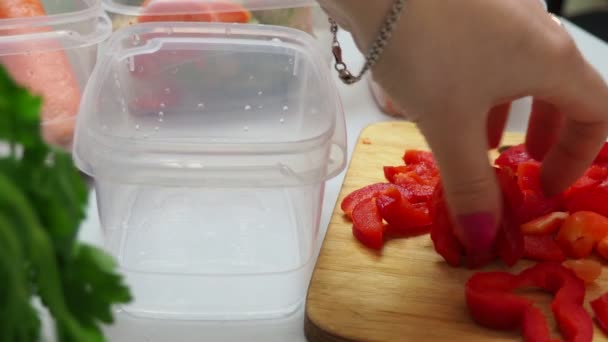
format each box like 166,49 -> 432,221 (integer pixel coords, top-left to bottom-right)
418,111 -> 501,256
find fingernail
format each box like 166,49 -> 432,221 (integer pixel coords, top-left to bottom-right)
457,212 -> 499,255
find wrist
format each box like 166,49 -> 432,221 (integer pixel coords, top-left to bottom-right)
328,0 -> 396,52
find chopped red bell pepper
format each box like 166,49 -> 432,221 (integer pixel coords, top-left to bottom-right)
521,211 -> 568,236
593,142 -> 608,164
375,187 -> 432,234
566,181 -> 608,218
518,189 -> 564,225
597,236 -> 608,260
495,168 -> 525,267
591,292 -> 608,334
429,184 -> 463,267
351,198 -> 385,250
556,211 -> 608,259
562,259 -> 602,284
403,150 -> 436,167
466,262 -> 592,342
383,165 -> 409,183
518,161 -> 543,193
523,235 -> 566,262
341,183 -> 412,218
495,144 -> 533,172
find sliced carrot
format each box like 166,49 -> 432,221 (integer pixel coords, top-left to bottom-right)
1,0 -> 81,148
563,259 -> 603,284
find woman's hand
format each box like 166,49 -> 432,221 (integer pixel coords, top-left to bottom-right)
318,0 -> 608,255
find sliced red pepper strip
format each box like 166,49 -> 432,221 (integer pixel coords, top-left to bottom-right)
351,198 -> 385,250
590,293 -> 608,334
429,184 -> 463,267
341,183 -> 412,218
495,168 -> 525,267
466,262 -> 592,342
522,307 -> 554,342
521,212 -> 569,236
523,235 -> 566,262
376,187 -> 432,234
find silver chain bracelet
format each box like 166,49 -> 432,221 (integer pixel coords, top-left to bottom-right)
329,0 -> 407,85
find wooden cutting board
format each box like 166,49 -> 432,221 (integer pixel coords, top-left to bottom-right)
305,121 -> 608,342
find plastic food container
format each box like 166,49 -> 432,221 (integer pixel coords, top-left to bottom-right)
103,0 -> 331,47
73,22 -> 346,320
0,0 -> 112,149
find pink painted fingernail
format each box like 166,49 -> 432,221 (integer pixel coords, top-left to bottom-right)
456,212 -> 499,255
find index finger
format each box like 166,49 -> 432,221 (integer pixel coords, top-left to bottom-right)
537,58 -> 608,195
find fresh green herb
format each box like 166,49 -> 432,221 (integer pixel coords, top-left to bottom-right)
0,64 -> 131,342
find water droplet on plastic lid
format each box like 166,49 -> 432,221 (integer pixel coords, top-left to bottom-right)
164,88 -> 171,94
160,102 -> 166,108
244,105 -> 251,111
279,118 -> 285,124
257,90 -> 263,96
283,105 -> 289,111
243,126 -> 249,132
135,124 -> 140,130
197,103 -> 205,109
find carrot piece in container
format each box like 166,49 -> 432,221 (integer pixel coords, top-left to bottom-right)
0,0 -> 82,148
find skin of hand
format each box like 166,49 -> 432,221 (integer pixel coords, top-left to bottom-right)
318,0 -> 608,255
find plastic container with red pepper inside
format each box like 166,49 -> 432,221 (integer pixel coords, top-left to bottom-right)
102,0 -> 332,52
72,22 -> 347,320
0,0 -> 112,149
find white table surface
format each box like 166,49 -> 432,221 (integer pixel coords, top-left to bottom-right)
75,20 -> 608,342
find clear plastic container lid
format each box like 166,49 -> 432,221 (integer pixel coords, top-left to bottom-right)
0,0 -> 104,31
73,22 -> 347,187
103,0 -> 318,16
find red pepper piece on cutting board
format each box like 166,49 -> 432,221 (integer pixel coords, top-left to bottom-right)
523,235 -> 566,262
556,211 -> 608,259
495,144 -> 533,172
566,180 -> 608,218
351,198 -> 385,250
495,168 -> 526,267
429,184 -> 464,267
429,169 -> 525,268
375,187 -> 432,234
591,293 -> 608,334
341,183 -> 412,218
515,162 -> 565,223
521,212 -> 569,236
466,262 -> 592,342
403,150 -> 436,167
